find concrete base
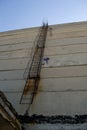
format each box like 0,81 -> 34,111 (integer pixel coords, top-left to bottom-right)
24,123 -> 87,130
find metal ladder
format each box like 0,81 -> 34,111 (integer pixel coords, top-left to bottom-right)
20,23 -> 48,104
0,91 -> 22,130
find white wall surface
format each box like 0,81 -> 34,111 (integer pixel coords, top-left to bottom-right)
0,22 -> 87,115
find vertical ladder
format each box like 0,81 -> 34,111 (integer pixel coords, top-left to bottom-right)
20,23 -> 48,104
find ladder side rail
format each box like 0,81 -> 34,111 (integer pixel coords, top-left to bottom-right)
20,23 -> 48,104
27,24 -> 46,78
20,24 -> 45,103
0,91 -> 17,116
27,24 -> 45,77
0,91 -> 22,130
23,25 -> 43,79
30,25 -> 48,102
37,25 -> 48,76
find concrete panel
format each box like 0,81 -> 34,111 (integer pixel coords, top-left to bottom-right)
0,80 -> 25,91
29,91 -> 87,115
0,31 -> 37,41
3,88 -> 87,115
46,37 -> 87,47
41,66 -> 87,78
0,66 -> 87,80
44,44 -> 87,56
0,27 -> 38,37
0,52 -> 85,71
50,21 -> 87,32
39,77 -> 87,91
2,43 -> 87,59
51,26 -> 87,34
0,70 -> 24,80
1,72 -> 87,92
3,91 -> 87,115
0,50 -> 30,59
47,30 -> 87,40
0,42 -> 33,52
0,38 -> 33,46
0,58 -> 29,70
42,53 -> 87,67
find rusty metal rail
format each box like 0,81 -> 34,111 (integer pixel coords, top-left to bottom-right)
0,91 -> 22,130
20,23 -> 48,105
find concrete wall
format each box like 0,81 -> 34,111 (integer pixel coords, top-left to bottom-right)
0,22 -> 87,116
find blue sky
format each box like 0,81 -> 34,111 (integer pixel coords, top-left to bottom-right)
0,0 -> 87,32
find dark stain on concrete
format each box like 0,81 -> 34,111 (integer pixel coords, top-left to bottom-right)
18,114 -> 87,124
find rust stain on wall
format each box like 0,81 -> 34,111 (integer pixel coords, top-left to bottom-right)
24,78 -> 40,97
33,78 -> 40,99
24,79 -> 34,95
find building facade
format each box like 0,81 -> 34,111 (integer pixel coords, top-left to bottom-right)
1,21 -> 87,129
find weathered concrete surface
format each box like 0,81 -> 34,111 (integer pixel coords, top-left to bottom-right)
0,21 -> 87,117
24,123 -> 87,130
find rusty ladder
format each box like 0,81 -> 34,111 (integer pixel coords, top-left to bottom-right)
0,91 -> 22,130
20,23 -> 48,104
